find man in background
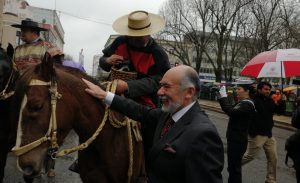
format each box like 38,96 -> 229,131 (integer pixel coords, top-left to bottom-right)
243,81 -> 285,183
11,18 -> 54,72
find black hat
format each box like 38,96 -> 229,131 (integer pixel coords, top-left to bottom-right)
11,18 -> 47,31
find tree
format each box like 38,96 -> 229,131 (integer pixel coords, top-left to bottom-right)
157,0 -> 192,67
159,0 -> 300,82
203,0 -> 253,82
279,0 -> 300,48
249,0 -> 285,52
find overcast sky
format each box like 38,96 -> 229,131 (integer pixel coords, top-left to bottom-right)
27,0 -> 167,74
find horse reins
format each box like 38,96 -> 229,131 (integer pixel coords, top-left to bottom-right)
0,70 -> 16,100
11,79 -> 135,183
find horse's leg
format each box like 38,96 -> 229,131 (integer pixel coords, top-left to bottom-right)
0,121 -> 11,182
68,158 -> 79,173
0,139 -> 9,183
132,141 -> 147,183
0,102 -> 10,183
78,152 -> 109,183
45,157 -> 56,177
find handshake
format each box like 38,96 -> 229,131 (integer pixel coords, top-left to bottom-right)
216,85 -> 227,99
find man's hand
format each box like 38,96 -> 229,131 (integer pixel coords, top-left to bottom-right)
106,54 -> 124,65
116,80 -> 129,94
82,78 -> 107,100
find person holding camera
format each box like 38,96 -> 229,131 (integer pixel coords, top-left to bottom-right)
99,10 -> 170,169
217,80 -> 256,183
99,11 -> 170,108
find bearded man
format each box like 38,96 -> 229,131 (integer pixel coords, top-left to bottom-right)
82,65 -> 224,183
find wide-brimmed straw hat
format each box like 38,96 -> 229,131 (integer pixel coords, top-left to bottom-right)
112,10 -> 165,37
11,18 -> 47,31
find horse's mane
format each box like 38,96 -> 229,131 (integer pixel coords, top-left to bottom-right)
12,63 -> 105,121
0,47 -> 17,91
54,64 -> 99,85
0,47 -> 7,59
0,47 -> 12,68
0,43 -> 14,60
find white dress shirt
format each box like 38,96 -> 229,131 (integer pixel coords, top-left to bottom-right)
104,91 -> 196,123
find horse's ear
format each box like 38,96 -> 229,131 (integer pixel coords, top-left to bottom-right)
40,52 -> 55,81
6,43 -> 14,59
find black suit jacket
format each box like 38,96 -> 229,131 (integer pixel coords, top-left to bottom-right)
218,97 -> 255,143
110,96 -> 224,183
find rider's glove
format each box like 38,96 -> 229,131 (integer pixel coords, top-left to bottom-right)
217,86 -> 227,99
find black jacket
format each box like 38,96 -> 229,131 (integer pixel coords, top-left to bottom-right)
110,96 -> 224,183
99,36 -> 170,104
99,36 -> 170,159
218,97 -> 255,143
248,94 -> 278,137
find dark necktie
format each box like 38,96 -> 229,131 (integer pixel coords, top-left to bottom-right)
160,115 -> 175,138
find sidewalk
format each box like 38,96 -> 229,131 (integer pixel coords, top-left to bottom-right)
198,99 -> 296,131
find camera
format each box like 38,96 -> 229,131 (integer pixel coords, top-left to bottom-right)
115,59 -> 132,72
211,86 -> 220,92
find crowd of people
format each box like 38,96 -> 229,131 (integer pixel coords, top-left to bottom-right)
217,80 -> 300,183
1,9 -> 300,183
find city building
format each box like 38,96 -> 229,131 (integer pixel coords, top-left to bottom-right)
29,5 -> 64,49
1,0 -> 64,50
159,31 -> 251,82
92,53 -> 105,80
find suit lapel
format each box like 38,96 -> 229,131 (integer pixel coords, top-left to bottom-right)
149,103 -> 201,162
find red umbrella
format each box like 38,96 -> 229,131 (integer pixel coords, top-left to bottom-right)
240,48 -> 300,78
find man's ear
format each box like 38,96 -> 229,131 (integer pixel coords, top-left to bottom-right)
185,87 -> 196,100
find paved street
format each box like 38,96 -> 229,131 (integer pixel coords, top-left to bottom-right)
3,109 -> 297,182
3,130 -> 81,183
207,109 -> 296,183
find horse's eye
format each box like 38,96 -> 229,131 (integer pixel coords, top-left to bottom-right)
27,103 -> 43,112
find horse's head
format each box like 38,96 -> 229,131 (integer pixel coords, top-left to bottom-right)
12,52 -> 104,178
0,45 -> 14,89
9,53 -> 55,178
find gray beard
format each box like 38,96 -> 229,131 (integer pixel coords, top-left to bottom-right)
162,101 -> 182,114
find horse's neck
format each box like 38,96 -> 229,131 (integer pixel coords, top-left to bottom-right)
75,104 -> 104,130
65,84 -> 106,140
56,71 -> 107,142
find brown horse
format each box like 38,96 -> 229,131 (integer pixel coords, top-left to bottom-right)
11,53 -> 146,183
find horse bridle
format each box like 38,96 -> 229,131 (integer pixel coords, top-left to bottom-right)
11,79 -> 62,159
0,69 -> 16,100
11,79 -> 110,158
